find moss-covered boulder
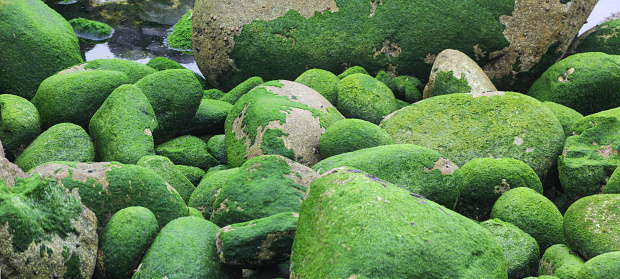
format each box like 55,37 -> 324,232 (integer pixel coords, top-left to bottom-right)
207,134 -> 227,165
15,123 -> 95,172
137,155 -> 196,204
145,57 -> 208,89
134,69 -> 203,141
558,107 -> 620,201
490,187 -> 565,253
68,18 -> 114,42
0,141 -> 28,189
180,99 -> 232,136
165,10 -> 193,51
571,18 -> 620,56
528,52 -> 620,116
538,244 -> 585,279
31,70 -> 131,130
84,59 -> 156,83
218,76 -> 264,105
337,73 -> 399,124
192,0 -> 595,92
291,167 -> 507,278
605,165 -> 620,194
0,94 -> 40,160
574,251 -> 620,279
423,49 -> 497,99
176,165 -> 206,187
188,167 -> 239,219
480,219 -> 539,279
563,194 -> 620,260
89,84 -> 158,165
380,91 -> 565,181
0,175 -> 97,279
376,73 -> 423,103
95,206 -> 159,279
225,80 -> 343,167
211,155 -> 318,227
132,217 -> 235,279
313,144 -> 463,209
29,162 -> 188,230
294,68 -> 340,106
155,135 -> 219,171
0,0 -> 83,100
543,101 -> 584,138
204,88 -> 225,99
319,118 -> 393,158
458,157 -> 543,221
216,211 -> 298,268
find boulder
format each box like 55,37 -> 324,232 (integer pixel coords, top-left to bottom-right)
188,167 -> 239,219
83,59 -> 156,83
146,57 -> 208,89
319,118 -> 393,158
0,94 -> 40,160
376,73 -> 423,103
165,10 -> 193,51
207,134 -> 227,165
480,219 -> 539,279
0,140 -> 28,189
291,167 -> 507,278
574,251 -> 620,279
542,101 -> 583,138
137,155 -> 196,204
295,68 -> 340,106
180,99 -> 232,136
68,18 -> 114,42
570,18 -> 620,56
176,165 -> 206,187
338,73 -> 399,124
156,135 -> 219,170
224,80 -> 343,168
604,165 -> 620,194
218,76 -> 265,105
539,244 -> 585,279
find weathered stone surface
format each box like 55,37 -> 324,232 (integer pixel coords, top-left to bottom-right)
538,244 -> 585,279
481,219 -> 540,279
0,94 -> 40,160
0,140 -> 28,189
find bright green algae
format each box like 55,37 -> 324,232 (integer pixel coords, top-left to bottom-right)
188,167 -> 240,219
319,118 -> 394,158
84,59 -> 156,83
165,10 -> 193,51
574,251 -> 620,279
0,94 -> 40,160
430,71 -> 473,96
295,68 -> 340,106
542,101 -> 584,138
137,155 -> 196,203
539,244 -> 585,279
574,18 -> 620,55
155,135 -> 218,170
68,18 -> 113,41
175,165 -> 206,187
338,73 -> 399,124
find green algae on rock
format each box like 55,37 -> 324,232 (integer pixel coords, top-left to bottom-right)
574,251 -> 620,279
0,175 -> 97,279
542,101 -> 584,138
176,165 -> 206,187
137,155 -> 197,204
319,118 -> 393,158
188,167 -> 239,219
165,10 -> 193,52
68,18 -> 114,42
538,244 -> 586,279
207,134 -> 227,165
338,73 -> 399,124
291,167 -> 507,278
180,99 -> 232,136
146,56 -> 208,89
84,59 -> 156,83
156,135 -> 219,170
218,76 -> 264,105
0,94 -> 40,160
295,68 -> 340,106
571,18 -> 620,56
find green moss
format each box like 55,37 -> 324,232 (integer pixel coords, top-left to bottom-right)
176,165 -> 206,187
204,89 -> 225,99
543,101 -> 584,138
165,10 -> 193,52
180,99 -> 232,136
146,57 -> 208,89
338,73 -> 399,124
538,244 -> 585,279
188,167 -> 239,219
137,155 -> 196,203
188,207 -> 205,218
431,71 -> 473,96
64,252 -> 82,279
338,66 -> 370,79
574,251 -> 620,279
156,135 -> 219,170
261,129 -> 296,159
218,76 -> 265,105
207,134 -> 227,165
68,18 -> 113,42
0,94 -> 41,160
319,118 -> 394,158
295,68 -> 340,105
574,19 -> 620,55
85,59 -> 156,83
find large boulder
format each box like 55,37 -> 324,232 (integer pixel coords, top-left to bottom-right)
337,73 -> 399,124
0,94 -> 40,160
155,135 -> 219,171
192,0 -> 596,91
319,118 -> 393,158
188,167 -> 239,219
0,0 -> 83,99
538,244 -> 585,279
137,155 -> 196,203
574,251 -> 620,279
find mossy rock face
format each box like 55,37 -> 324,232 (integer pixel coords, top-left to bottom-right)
0,94 -> 40,160
31,70 -> 131,130
155,135 -> 219,171
192,0 -> 595,92
319,118 -> 393,158
218,76 -> 265,105
29,161 -> 188,230
490,187 -> 565,253
338,73 -> 399,125
574,251 -> 620,279
133,69 -> 204,142
165,10 -> 193,51
211,155 -> 318,227
0,175 -> 97,279
95,206 -> 159,279
563,194 -> 620,260
0,0 -> 83,100
137,155 -> 196,204
558,107 -> 620,201
458,157 -> 543,221
572,18 -> 620,55
180,99 -> 233,136
89,84 -> 158,165
84,59 -> 156,83
176,165 -> 206,187
188,167 -> 240,219
423,49 -> 497,99
542,101 -> 584,138
207,134 -> 227,165
15,123 -> 95,172
480,219 -> 540,279
291,167 -> 507,278
294,68 -> 340,106
133,217 -> 234,279
538,244 -> 585,279
380,92 -> 565,181
68,18 -> 114,42
313,144 -> 463,209
225,80 -> 344,168
216,211 -> 298,268
528,52 -> 620,116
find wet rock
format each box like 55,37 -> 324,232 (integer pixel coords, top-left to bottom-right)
137,155 -> 196,203
68,18 -> 114,42
338,73 -> 399,124
156,135 -> 219,171
0,94 -> 40,160
319,118 -> 393,158
538,244 -> 585,279
146,56 -> 208,88
0,140 -> 29,189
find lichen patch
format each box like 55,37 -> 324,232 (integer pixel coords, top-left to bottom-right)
144,128 -> 152,136
493,179 -> 511,194
57,63 -> 91,74
424,53 -> 437,64
513,136 -> 524,146
558,68 -> 575,83
473,44 -> 487,61
597,144 -> 618,159
369,0 -> 382,17
423,157 -> 457,175
373,39 -> 401,59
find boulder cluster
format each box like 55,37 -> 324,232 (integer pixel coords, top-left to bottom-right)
2,0 -> 620,278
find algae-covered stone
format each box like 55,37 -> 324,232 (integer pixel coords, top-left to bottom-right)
192,0 -> 596,92
563,194 -> 620,260
605,165 -> 620,194
68,18 -> 114,42
218,76 -> 265,105
539,244 -> 585,279
574,251 -> 620,279
134,69 -> 203,141
294,68 -> 340,106
180,99 -> 232,136
319,118 -> 393,158
155,135 -> 219,170
207,134 -> 227,165
338,73 -> 399,125
480,218 -> 540,279
29,162 -> 188,229
380,92 -> 565,181
211,155 -> 318,227
188,206 -> 205,218
491,187 -> 565,252
133,217 -> 234,279
458,157 -> 543,221
337,66 -> 369,80
528,52 -> 620,116
291,167 -> 507,278
225,80 -> 344,167
0,94 -> 40,160
571,18 -> 620,56
165,10 -> 193,51
137,155 -> 196,204
31,70 -> 131,129
558,107 -> 620,201
0,140 -> 28,189
543,101 -> 584,138
313,144 -> 463,208
423,49 -> 497,99
146,57 -> 208,89
0,175 -> 97,279
89,84 -> 158,165
378,74 -> 423,103
95,206 -> 158,279
217,211 -> 298,268
84,59 -> 156,83
204,88 -> 225,99
15,123 -> 95,172
176,165 -> 206,187
0,0 -> 83,100
188,167 -> 239,219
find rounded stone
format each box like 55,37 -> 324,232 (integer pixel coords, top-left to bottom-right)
338,73 -> 399,125
575,251 -> 620,279
319,118 -> 394,158
68,18 -> 114,42
571,18 -> 620,56
538,244 -> 585,279
0,94 -> 40,160
294,68 -> 340,106
155,135 -> 219,171
188,167 -> 240,219
542,101 -> 583,138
